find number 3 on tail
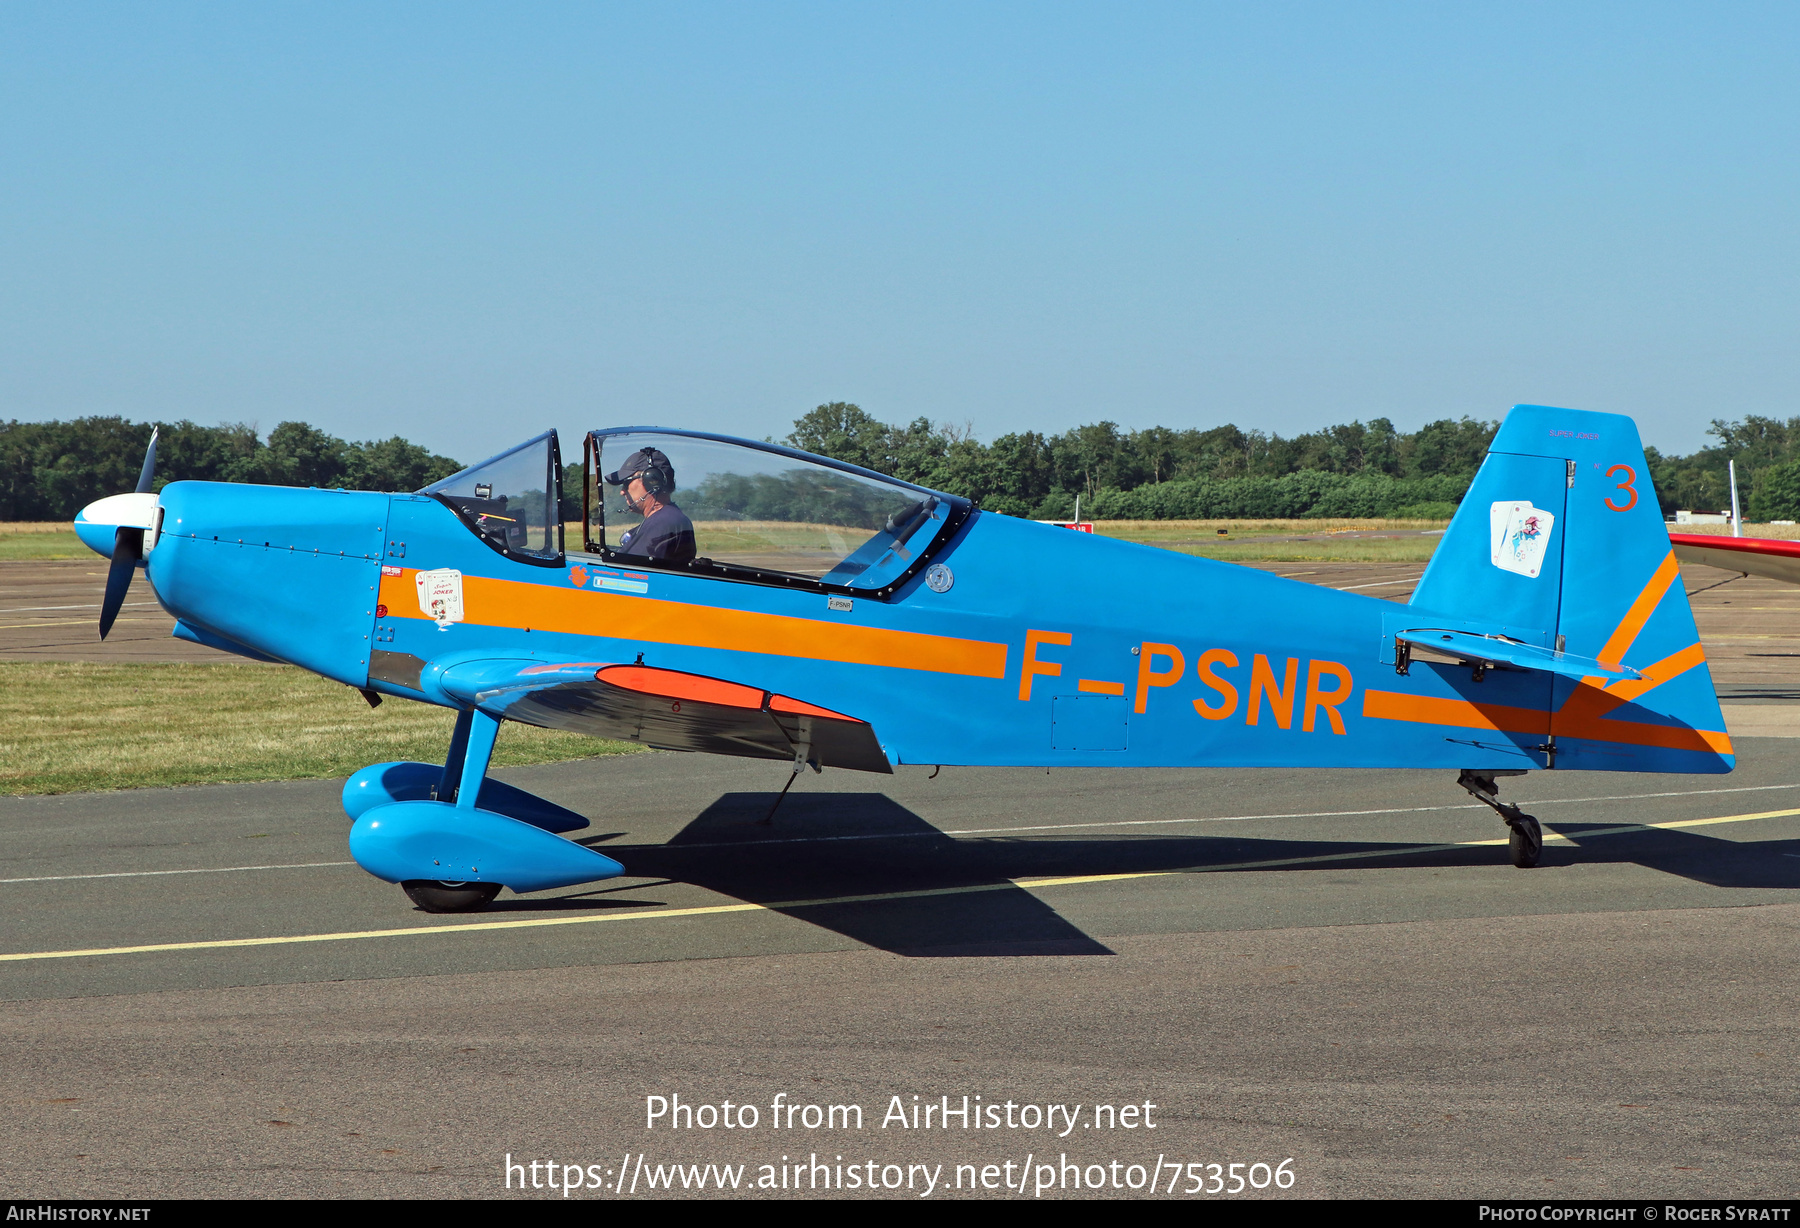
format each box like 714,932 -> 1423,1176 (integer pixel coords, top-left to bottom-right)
1605,464 -> 1637,511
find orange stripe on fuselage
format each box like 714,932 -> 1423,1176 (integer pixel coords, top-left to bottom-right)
380,570 -> 1009,680
1362,690 -> 1551,736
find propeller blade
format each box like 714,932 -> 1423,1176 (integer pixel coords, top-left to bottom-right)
98,527 -> 141,640
135,427 -> 158,494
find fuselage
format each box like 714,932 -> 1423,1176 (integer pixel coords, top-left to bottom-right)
128,478 -> 1729,776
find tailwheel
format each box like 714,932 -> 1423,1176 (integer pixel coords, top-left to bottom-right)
1508,816 -> 1543,869
1458,770 -> 1544,870
402,880 -> 503,913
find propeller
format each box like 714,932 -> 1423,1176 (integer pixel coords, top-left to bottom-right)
98,428 -> 158,640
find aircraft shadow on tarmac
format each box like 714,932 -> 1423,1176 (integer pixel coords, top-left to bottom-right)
485,791 -> 1800,958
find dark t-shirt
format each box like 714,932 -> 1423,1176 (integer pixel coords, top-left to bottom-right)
618,502 -> 697,563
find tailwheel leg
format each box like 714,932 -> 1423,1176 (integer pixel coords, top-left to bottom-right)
1457,769 -> 1542,869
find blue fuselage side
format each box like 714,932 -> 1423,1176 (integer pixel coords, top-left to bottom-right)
140,481 -> 1730,776
148,481 -> 390,687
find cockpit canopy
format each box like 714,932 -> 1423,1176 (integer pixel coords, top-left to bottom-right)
585,428 -> 965,594
422,430 -> 563,563
422,426 -> 966,593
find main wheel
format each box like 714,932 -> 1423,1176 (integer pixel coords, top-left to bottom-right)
1508,816 -> 1543,869
402,880 -> 503,912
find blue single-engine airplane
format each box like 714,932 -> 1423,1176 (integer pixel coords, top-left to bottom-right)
73,405 -> 1732,911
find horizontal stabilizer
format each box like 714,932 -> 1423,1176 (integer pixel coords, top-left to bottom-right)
1395,627 -> 1642,682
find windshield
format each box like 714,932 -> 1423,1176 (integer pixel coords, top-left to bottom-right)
423,430 -> 562,561
586,430 -> 952,588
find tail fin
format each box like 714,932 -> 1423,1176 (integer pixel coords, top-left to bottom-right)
1410,405 -> 1731,772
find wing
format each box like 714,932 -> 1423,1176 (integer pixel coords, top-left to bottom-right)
435,659 -> 892,774
1670,532 -> 1800,586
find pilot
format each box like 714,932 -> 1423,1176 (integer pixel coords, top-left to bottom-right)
606,447 -> 697,564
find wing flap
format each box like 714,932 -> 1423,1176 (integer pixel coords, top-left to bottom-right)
437,659 -> 892,774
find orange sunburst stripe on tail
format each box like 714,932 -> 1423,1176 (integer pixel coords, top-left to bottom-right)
1362,686 -> 1731,755
1595,550 -> 1680,669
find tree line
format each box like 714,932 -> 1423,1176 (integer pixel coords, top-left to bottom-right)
786,402 -> 1491,520
1649,417 -> 1800,522
789,403 -> 1800,521
6,406 -> 1794,524
0,417 -> 462,521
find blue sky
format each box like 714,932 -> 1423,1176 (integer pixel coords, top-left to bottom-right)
1,2 -> 1795,463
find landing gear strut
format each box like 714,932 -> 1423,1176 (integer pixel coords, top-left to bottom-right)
346,707 -> 626,913
405,708 -> 506,913
1458,769 -> 1543,868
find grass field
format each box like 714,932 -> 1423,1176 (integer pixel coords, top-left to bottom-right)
0,523 -> 87,560
1092,518 -> 1451,563
0,662 -> 643,795
1159,537 -> 1444,563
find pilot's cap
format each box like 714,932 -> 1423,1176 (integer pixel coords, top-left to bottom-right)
605,447 -> 676,493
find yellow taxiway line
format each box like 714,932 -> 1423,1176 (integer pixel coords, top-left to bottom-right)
3,806 -> 1796,964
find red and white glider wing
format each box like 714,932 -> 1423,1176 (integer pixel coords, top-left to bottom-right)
1669,532 -> 1800,587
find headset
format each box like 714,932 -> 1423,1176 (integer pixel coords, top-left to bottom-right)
635,453 -> 673,496
619,448 -> 675,513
